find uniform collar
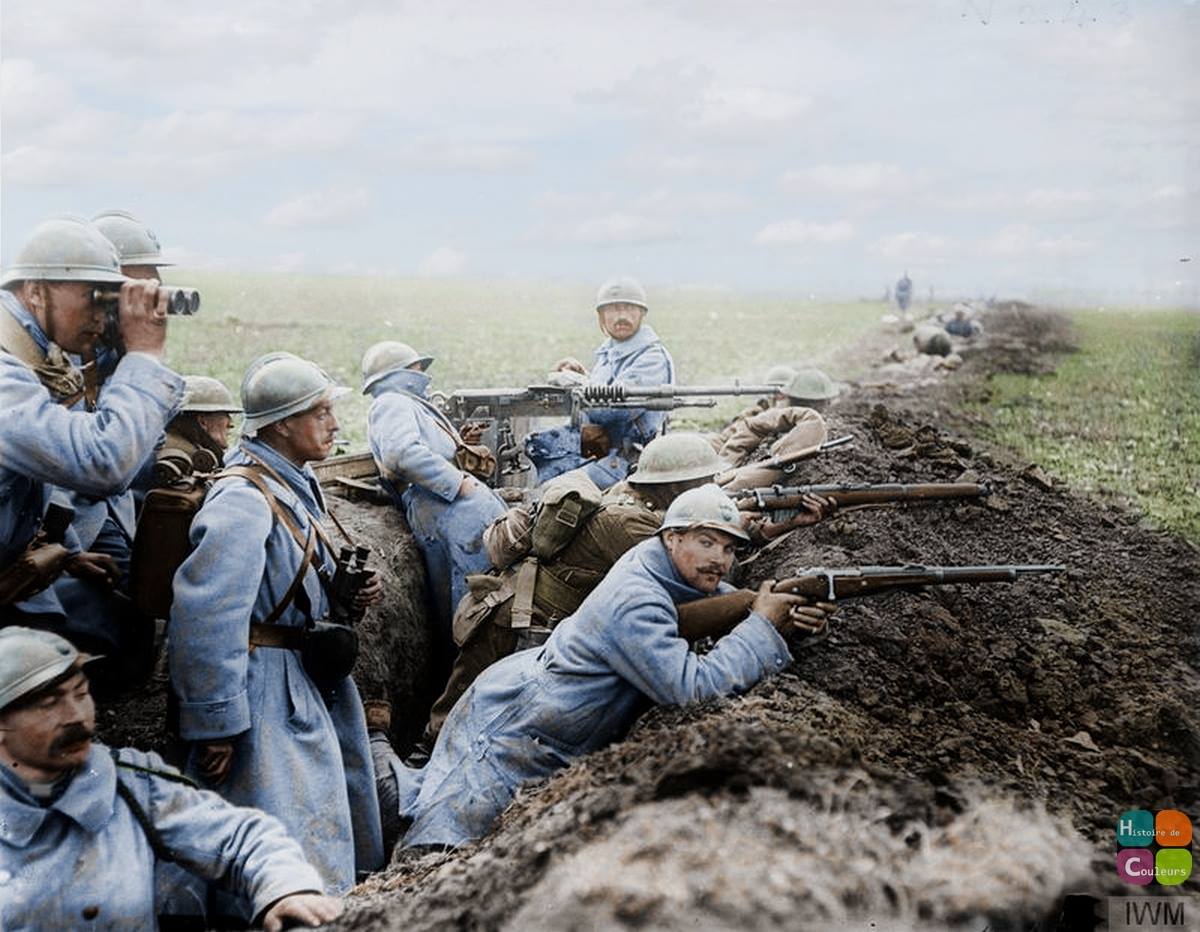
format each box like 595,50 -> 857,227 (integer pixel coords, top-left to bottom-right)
231,438 -> 326,517
0,288 -> 51,354
632,536 -> 713,606
0,743 -> 116,847
368,368 -> 431,399
595,322 -> 660,363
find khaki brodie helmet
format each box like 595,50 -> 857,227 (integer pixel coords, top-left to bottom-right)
91,210 -> 172,267
0,627 -> 100,712
764,364 -> 798,387
0,216 -> 127,287
658,483 -> 749,542
595,276 -> 648,312
630,432 -> 726,485
360,341 -> 434,393
181,375 -> 242,414
241,354 -> 348,436
784,368 -> 840,403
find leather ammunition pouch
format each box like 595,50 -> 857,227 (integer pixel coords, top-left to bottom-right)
301,621 -> 359,687
0,542 -> 72,606
454,442 -> 497,482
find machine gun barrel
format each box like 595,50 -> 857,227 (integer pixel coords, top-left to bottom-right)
578,382 -> 778,404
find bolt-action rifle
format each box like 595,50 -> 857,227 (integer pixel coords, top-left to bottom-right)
432,381 -> 781,484
674,563 -> 1064,642
733,481 -> 991,516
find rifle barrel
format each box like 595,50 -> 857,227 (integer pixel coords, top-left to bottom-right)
778,563 -> 1065,601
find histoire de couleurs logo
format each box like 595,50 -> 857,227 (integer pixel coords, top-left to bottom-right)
1115,810 -> 1192,886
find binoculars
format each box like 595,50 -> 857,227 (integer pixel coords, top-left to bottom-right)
92,286 -> 201,317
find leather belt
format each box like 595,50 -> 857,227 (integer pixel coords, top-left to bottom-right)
248,622 -> 306,650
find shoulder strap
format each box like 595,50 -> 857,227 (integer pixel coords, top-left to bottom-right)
394,386 -> 477,455
217,464 -> 323,625
239,449 -> 353,550
110,749 -> 180,864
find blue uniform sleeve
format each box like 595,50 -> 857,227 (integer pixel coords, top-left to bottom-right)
0,352 -> 183,496
121,750 -> 326,916
369,396 -> 463,502
602,591 -> 791,706
169,481 -> 273,741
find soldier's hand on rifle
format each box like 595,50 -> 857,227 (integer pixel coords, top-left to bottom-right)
65,551 -> 120,587
753,581 -> 836,636
118,279 -> 170,357
790,493 -> 838,527
552,356 -> 588,376
354,572 -> 383,610
196,741 -> 234,784
788,600 -> 836,637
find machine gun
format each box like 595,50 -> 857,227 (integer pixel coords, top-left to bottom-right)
675,563 -> 1064,642
433,381 -> 780,485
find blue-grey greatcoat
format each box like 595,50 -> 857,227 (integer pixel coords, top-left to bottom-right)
168,439 -> 383,902
0,743 -> 323,931
366,369 -> 507,638
529,322 -> 675,488
399,536 -> 792,847
0,291 -> 182,622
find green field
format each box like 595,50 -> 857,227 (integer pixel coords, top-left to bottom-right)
165,272 -> 883,447
975,308 -> 1200,541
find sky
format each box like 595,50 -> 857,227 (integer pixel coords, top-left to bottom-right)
2,0 -> 1198,304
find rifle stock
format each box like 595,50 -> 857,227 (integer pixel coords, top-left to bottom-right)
673,564 -> 1063,643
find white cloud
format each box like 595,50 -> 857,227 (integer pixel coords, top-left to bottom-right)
979,225 -> 1097,259
873,231 -> 957,264
782,163 -> 912,196
1,145 -> 108,185
1,59 -> 77,127
264,187 -> 371,229
679,86 -> 811,138
568,213 -> 678,245
418,246 -> 467,278
396,141 -> 533,172
754,220 -> 854,246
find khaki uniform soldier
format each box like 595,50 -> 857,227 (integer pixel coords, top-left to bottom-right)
154,375 -> 242,484
715,368 -> 839,492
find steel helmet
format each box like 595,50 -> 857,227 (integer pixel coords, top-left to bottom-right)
360,341 -> 434,393
241,354 -> 349,436
630,432 -> 726,485
91,210 -> 171,267
181,375 -> 242,414
764,364 -> 798,387
595,276 -> 648,312
658,483 -> 749,542
784,368 -> 840,403
0,216 -> 126,287
0,627 -> 99,712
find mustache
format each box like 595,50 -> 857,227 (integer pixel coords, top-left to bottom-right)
697,565 -> 726,576
50,724 -> 94,754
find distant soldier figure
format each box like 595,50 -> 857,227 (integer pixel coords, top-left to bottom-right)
944,304 -> 982,339
0,217 -> 184,651
0,626 -> 344,930
169,353 -> 384,916
527,276 -> 675,489
154,375 -> 243,484
394,485 -> 835,849
913,323 -> 953,357
363,340 -> 507,682
895,271 -> 913,313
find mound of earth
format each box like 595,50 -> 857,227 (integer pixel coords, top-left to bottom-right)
338,307 -> 1199,930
